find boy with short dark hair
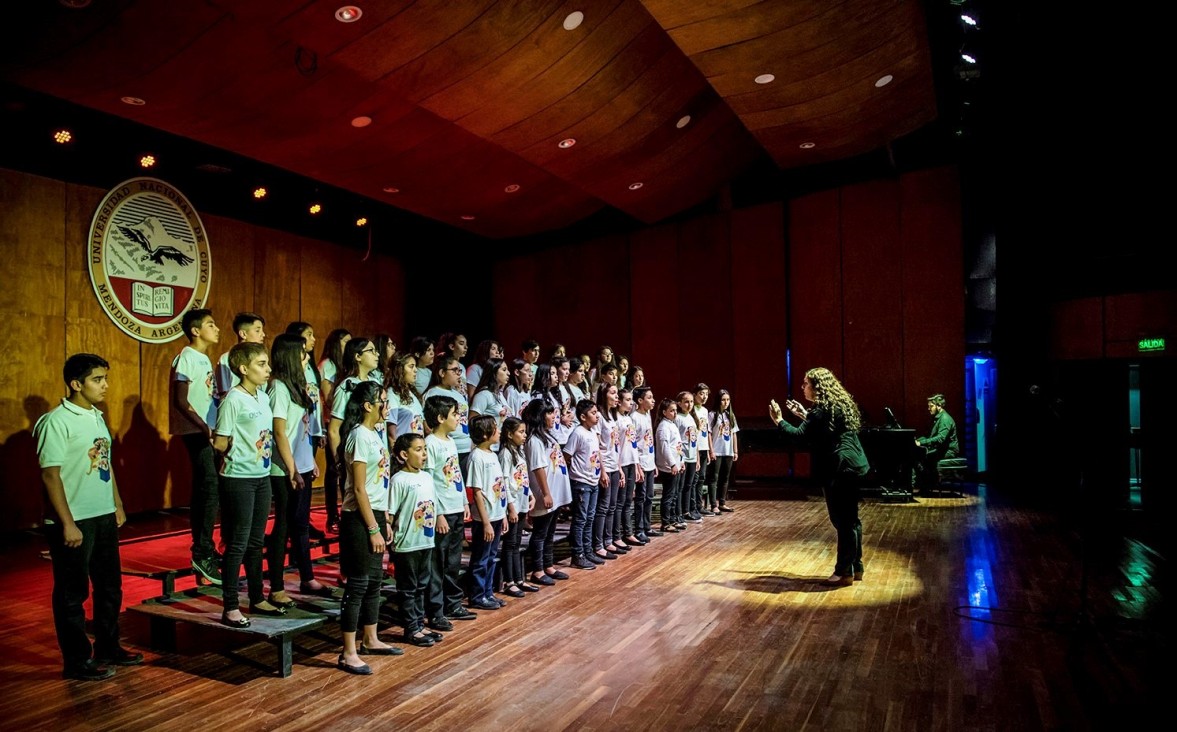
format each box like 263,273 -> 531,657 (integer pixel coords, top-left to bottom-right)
36,353 -> 143,680
215,312 -> 266,401
169,308 -> 222,584
423,395 -> 475,628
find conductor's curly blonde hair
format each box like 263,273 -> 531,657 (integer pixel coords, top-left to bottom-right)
805,367 -> 862,432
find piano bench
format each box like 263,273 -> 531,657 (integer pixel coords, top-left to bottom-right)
934,458 -> 969,496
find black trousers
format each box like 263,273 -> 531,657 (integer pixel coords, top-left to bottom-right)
824,474 -> 864,577
286,470 -> 317,584
219,476 -> 271,611
616,464 -> 637,538
182,433 -> 219,561
393,548 -> 431,634
426,511 -> 466,617
707,455 -> 734,506
501,512 -> 526,584
324,456 -> 340,524
45,513 -> 123,668
339,510 -> 387,633
527,511 -> 558,572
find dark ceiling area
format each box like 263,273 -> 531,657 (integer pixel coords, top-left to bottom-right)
1,0 -> 980,252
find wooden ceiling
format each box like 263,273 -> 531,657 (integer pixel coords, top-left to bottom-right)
2,0 -> 936,238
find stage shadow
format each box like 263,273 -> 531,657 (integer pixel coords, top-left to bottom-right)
704,573 -> 853,594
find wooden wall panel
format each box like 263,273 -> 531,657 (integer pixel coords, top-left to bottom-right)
840,179 -> 904,427
253,227 -> 303,335
677,214 -> 732,396
900,168 -> 964,426
788,189 -> 844,393
299,237 -> 344,345
730,203 -> 786,413
628,223 -> 681,393
0,171 -> 66,529
375,254 -> 407,345
202,215 -> 257,348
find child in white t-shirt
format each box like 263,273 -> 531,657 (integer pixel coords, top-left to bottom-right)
498,417 -> 537,597
388,432 -> 437,648
464,415 -> 507,611
562,399 -> 602,571
655,398 -> 686,533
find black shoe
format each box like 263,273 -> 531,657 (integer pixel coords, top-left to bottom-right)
249,602 -> 287,617
503,585 -> 525,598
448,607 -> 478,621
63,659 -> 115,681
719,505 -> 735,513
359,644 -> 404,656
326,518 -> 341,534
337,655 -> 373,674
267,594 -> 298,609
308,525 -> 326,540
520,582 -> 541,592
219,613 -> 251,629
645,530 -> 663,537
546,569 -> 570,581
95,648 -> 144,667
425,631 -> 445,642
571,556 -> 597,570
530,573 -> 556,586
607,544 -> 629,553
624,536 -> 646,546
427,616 -> 454,631
586,553 -> 607,565
403,632 -> 435,647
191,557 -> 222,586
469,598 -> 500,611
593,551 -> 617,561
660,525 -> 677,533
299,582 -> 336,598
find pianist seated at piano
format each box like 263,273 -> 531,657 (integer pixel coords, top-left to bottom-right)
914,394 -> 960,492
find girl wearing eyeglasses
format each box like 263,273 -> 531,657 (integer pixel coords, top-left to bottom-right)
424,356 -> 473,472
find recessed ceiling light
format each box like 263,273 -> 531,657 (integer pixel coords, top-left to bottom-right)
309,203 -> 322,215
253,187 -> 267,199
139,154 -> 156,168
558,138 -> 576,149
351,116 -> 372,128
799,142 -> 816,149
563,11 -> 584,30
120,96 -> 146,106
961,14 -> 978,26
875,74 -> 893,88
504,184 -> 521,193
53,129 -> 72,144
335,6 -> 362,23
460,215 -> 476,221
628,182 -> 644,191
382,186 -> 400,194
355,217 -> 368,227
754,73 -> 775,85
676,115 -> 691,129
960,52 -> 976,64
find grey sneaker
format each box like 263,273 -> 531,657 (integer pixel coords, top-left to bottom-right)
191,557 -> 222,585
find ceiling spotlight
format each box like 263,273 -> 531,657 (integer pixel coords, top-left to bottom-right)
563,11 -> 584,30
335,6 -> 362,23
875,74 -> 893,88
754,73 -> 775,84
558,138 -> 576,149
139,154 -> 156,168
504,184 -> 521,193
382,186 -> 400,194
960,51 -> 976,64
628,182 -> 644,191
460,215 -> 476,221
53,129 -> 73,144
253,187 -> 267,199
799,142 -> 816,149
351,115 -> 372,128
676,115 -> 691,129
961,14 -> 978,26
120,96 -> 146,106
355,217 -> 368,227
309,203 -> 322,215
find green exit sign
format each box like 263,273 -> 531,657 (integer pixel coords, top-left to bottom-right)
1138,337 -> 1166,352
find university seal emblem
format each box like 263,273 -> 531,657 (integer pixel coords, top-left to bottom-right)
88,177 -> 211,343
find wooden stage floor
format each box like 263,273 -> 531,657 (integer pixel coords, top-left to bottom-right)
0,484 -> 1163,731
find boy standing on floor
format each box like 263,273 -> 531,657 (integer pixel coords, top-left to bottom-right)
215,312 -> 266,402
36,353 -> 143,681
423,395 -> 475,628
169,308 -> 222,584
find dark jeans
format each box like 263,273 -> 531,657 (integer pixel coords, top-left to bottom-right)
616,464 -> 637,538
708,455 -> 734,506
182,433 -> 219,561
286,470 -> 316,584
219,476 -> 271,612
634,468 -> 653,534
324,457 -> 340,524
527,511 -> 558,572
501,512 -> 526,584
696,453 -> 711,509
824,474 -> 864,577
468,518 -> 503,601
266,475 -> 291,591
427,511 -> 466,617
393,548 -> 431,634
45,513 -> 123,667
339,510 -> 386,633
679,461 -> 698,517
593,471 -> 620,550
569,481 -> 598,558
659,471 -> 681,527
